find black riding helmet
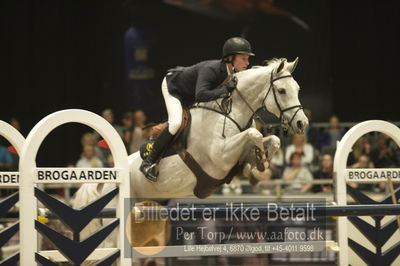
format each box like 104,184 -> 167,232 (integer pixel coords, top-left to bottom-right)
222,37 -> 255,61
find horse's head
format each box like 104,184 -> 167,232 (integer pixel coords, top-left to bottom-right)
261,57 -> 308,134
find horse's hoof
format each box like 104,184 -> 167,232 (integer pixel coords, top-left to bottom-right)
256,162 -> 265,172
140,163 -> 159,182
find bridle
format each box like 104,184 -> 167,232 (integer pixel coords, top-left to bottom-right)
236,71 -> 303,132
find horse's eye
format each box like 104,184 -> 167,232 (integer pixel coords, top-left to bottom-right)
278,89 -> 286,95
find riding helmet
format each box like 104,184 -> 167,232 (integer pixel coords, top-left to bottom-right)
222,37 -> 255,58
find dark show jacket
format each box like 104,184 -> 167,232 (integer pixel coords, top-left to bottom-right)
165,59 -> 231,107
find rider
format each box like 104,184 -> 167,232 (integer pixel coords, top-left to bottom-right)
140,37 -> 255,181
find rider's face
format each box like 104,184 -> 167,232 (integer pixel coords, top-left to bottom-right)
233,54 -> 250,72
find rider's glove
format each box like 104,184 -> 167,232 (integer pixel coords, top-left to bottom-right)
225,76 -> 238,94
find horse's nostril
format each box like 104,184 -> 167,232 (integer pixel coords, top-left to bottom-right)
297,120 -> 303,130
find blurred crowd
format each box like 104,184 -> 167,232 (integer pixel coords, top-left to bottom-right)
222,109 -> 400,196
1,108 -> 399,197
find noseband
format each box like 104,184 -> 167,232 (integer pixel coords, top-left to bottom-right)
262,72 -> 303,132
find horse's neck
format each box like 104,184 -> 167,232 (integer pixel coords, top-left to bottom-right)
228,93 -> 257,128
229,71 -> 268,128
199,68 -> 269,131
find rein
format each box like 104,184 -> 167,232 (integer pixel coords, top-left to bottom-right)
190,104 -> 253,133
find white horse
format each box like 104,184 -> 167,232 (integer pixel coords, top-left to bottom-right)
128,57 -> 307,198
73,57 -> 308,247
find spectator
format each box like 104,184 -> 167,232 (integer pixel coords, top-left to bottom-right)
121,111 -> 134,150
251,167 -> 274,195
304,108 -> 320,149
349,154 -> 374,190
9,117 -> 21,132
285,134 -> 314,167
370,134 -> 398,168
9,117 -> 22,170
129,109 -> 148,153
94,108 -> 124,140
388,137 -> 400,167
282,152 -> 313,193
350,154 -> 374,169
76,145 -> 103,168
312,154 -> 333,193
0,145 -> 13,171
107,154 -> 115,168
221,176 -> 242,195
320,115 -> 346,153
270,148 -> 284,176
80,132 -> 107,166
347,135 -> 372,166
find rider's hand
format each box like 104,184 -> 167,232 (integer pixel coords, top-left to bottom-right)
225,76 -> 238,93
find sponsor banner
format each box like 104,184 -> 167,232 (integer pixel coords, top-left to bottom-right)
346,168 -> 400,183
34,168 -> 123,183
0,171 -> 19,186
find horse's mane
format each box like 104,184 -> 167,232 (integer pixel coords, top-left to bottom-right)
264,57 -> 286,64
239,58 -> 287,72
261,57 -> 287,67
234,58 -> 289,83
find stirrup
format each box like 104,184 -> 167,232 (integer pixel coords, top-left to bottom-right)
140,162 -> 159,182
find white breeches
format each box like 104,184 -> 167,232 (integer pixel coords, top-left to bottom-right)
161,77 -> 182,135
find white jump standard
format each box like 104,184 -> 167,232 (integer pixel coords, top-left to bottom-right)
18,109 -> 131,265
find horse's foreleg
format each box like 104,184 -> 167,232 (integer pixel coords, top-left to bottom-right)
263,135 -> 281,162
219,128 -> 266,169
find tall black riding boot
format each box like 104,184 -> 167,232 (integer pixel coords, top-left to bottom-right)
140,126 -> 174,181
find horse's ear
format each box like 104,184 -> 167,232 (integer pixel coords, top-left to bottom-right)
276,60 -> 285,73
287,57 -> 299,73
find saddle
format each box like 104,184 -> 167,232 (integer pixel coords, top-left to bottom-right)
139,110 -> 191,159
139,109 -> 242,199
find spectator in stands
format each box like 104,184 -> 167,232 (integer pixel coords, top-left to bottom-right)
319,115 -> 346,154
370,133 -> 398,168
94,108 -> 124,140
350,154 -> 374,168
80,132 -> 107,166
285,134 -> 314,168
121,111 -> 134,151
129,109 -> 148,153
0,144 -> 13,171
76,145 -> 103,168
251,167 -> 274,195
312,153 -> 333,193
304,108 -> 320,149
9,117 -> 21,132
221,176 -> 242,195
107,154 -> 114,168
282,152 -> 313,193
347,135 -> 372,166
9,117 -> 22,170
349,154 -> 374,190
